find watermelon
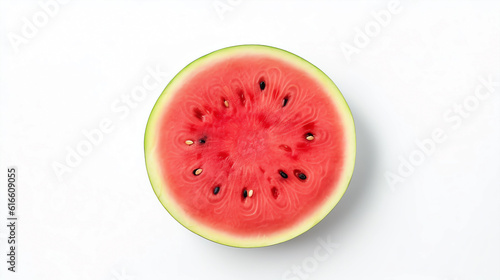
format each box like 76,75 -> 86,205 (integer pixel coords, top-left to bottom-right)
144,45 -> 356,247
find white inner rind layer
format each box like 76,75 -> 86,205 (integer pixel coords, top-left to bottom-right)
144,45 -> 356,248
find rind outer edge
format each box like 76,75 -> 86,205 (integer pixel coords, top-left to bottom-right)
144,44 -> 356,248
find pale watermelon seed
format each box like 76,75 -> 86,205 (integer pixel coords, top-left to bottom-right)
306,133 -> 314,141
193,168 -> 203,176
238,90 -> 246,106
279,144 -> 292,152
224,100 -> 229,107
248,190 -> 254,197
185,140 -> 194,145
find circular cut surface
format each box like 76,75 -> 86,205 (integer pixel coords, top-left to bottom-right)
145,45 -> 356,247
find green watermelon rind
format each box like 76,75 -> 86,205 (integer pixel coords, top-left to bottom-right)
144,44 -> 356,248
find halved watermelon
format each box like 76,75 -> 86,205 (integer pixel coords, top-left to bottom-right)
145,45 -> 356,247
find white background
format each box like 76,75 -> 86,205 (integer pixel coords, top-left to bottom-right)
0,1 -> 499,280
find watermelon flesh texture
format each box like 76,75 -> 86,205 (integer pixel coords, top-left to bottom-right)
145,45 -> 356,247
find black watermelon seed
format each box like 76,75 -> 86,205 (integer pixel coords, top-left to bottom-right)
243,189 -> 248,198
199,138 -> 206,144
213,186 -> 220,195
259,81 -> 266,90
282,97 -> 289,107
279,170 -> 288,179
294,170 -> 307,180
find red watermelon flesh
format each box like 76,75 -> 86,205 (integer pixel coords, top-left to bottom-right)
145,45 -> 356,247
